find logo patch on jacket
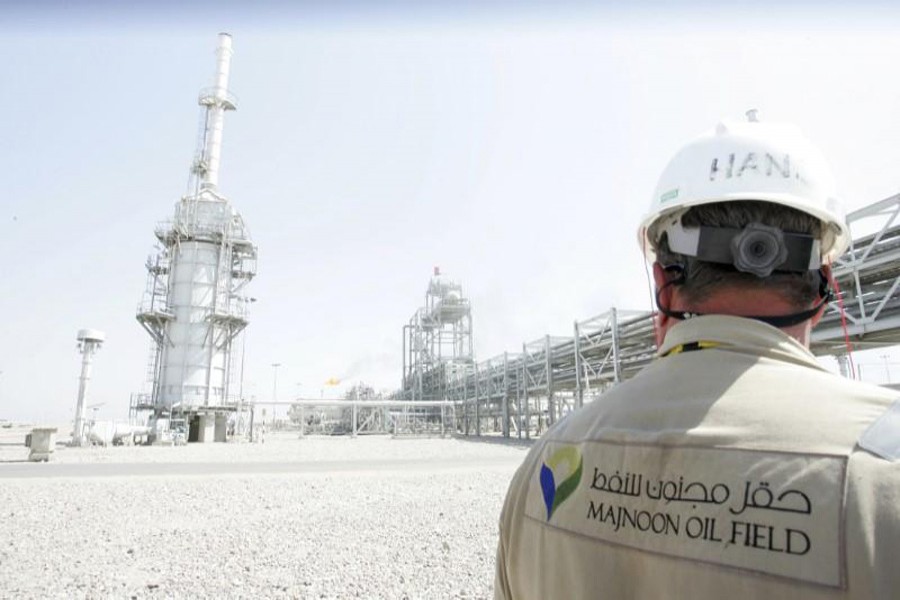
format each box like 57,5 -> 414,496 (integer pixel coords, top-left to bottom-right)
540,446 -> 583,521
528,441 -> 847,588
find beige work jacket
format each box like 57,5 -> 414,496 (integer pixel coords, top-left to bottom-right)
495,315 -> 900,599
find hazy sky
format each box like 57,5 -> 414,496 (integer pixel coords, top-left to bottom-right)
3,2 -> 900,422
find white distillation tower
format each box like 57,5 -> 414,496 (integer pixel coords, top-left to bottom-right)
73,329 -> 105,446
135,33 -> 257,443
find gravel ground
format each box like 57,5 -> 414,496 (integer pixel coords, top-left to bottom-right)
0,431 -> 531,599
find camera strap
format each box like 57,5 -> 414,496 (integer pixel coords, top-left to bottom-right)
666,221 -> 820,274
655,266 -> 834,329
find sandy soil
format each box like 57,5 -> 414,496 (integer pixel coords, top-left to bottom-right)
0,430 -> 530,599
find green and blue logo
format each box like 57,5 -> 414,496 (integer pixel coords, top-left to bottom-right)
540,446 -> 583,521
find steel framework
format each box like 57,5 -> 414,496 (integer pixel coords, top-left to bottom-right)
811,193 -> 900,356
402,268 -> 474,401
404,193 -> 900,439
256,400 -> 456,437
133,34 -> 257,442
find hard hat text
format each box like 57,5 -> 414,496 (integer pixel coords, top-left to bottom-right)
709,153 -> 792,181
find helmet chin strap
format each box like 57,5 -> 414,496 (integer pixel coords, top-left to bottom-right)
655,266 -> 833,329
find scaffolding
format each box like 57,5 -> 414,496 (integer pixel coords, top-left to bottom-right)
402,268 -> 474,402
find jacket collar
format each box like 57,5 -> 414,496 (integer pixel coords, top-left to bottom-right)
657,315 -> 825,370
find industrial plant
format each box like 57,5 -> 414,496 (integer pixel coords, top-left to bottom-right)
131,33 -> 257,443
47,34 -> 900,447
402,267 -> 474,403
400,195 -> 900,440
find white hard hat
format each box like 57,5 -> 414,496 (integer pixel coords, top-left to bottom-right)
639,111 -> 849,264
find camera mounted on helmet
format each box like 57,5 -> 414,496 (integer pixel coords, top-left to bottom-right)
662,216 -> 821,278
643,111 -> 846,330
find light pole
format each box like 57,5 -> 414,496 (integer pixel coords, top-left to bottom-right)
238,297 -> 256,437
271,362 -> 281,427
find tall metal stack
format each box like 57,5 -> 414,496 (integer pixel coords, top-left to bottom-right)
402,268 -> 474,401
72,329 -> 105,446
134,33 -> 257,443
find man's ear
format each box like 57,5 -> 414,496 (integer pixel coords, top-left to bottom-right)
653,262 -> 674,346
810,265 -> 833,327
652,262 -> 669,290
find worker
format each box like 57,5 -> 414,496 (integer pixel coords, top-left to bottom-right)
494,112 -> 900,599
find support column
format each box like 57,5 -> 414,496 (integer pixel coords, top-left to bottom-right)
522,343 -> 530,440
611,307 -> 622,384
545,335 -> 554,426
574,321 -> 584,409
464,382 -> 470,436
402,325 -> 407,394
502,352 -> 510,438
214,414 -> 227,442
516,365 -> 523,440
197,414 -> 215,443
475,363 -> 482,436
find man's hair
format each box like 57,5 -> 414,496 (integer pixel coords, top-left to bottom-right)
653,201 -> 823,309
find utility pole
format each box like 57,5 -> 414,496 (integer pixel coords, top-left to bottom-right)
271,362 -> 281,426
